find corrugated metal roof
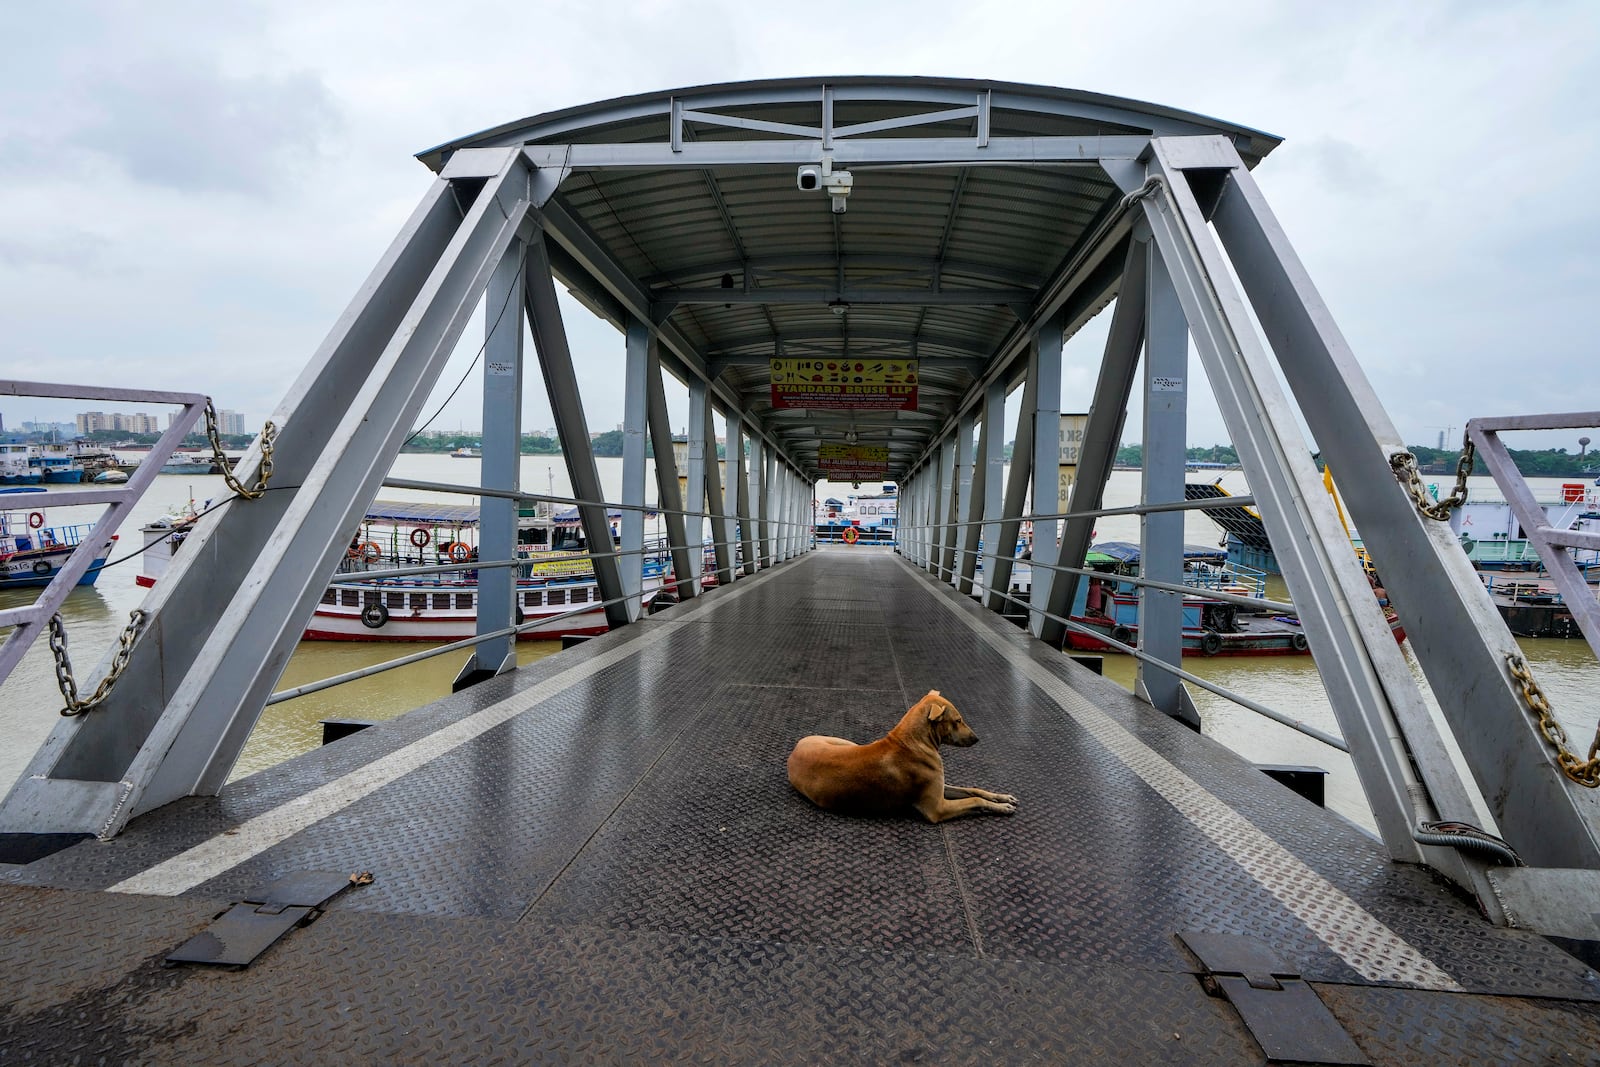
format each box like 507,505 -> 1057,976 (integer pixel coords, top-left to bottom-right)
418,78 -> 1282,481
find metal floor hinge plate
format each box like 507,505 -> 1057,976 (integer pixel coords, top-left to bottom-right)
167,870 -> 372,968
1177,931 -> 1369,1066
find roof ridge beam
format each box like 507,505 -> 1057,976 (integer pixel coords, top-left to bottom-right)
524,136 -> 1149,170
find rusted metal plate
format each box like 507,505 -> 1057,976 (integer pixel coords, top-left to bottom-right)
166,870 -> 366,966
166,902 -> 314,966
1181,931 -> 1369,1065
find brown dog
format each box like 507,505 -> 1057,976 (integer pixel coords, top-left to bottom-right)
786,690 -> 1018,823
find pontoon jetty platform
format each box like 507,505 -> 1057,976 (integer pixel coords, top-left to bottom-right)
3,549 -> 1596,1063
3,78 -> 1600,1062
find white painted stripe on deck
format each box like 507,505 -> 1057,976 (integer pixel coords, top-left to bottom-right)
108,560 -> 789,898
898,556 -> 1461,991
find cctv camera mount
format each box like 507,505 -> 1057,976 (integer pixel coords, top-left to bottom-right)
798,156 -> 853,213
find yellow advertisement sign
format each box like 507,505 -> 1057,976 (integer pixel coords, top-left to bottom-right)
522,551 -> 594,577
818,443 -> 890,479
771,358 -> 918,411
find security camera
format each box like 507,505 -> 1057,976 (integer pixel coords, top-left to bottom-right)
797,165 -> 822,191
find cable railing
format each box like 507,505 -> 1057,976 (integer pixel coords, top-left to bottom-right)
891,500 -> 1351,754
266,480 -> 815,705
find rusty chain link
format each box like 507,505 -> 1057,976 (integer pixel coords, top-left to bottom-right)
203,399 -> 277,500
1390,433 -> 1475,521
49,610 -> 148,717
1507,652 -> 1600,788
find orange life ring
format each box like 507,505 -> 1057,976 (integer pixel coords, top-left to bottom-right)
409,527 -> 431,548
842,526 -> 860,545
360,541 -> 382,562
447,541 -> 472,563
28,511 -> 44,529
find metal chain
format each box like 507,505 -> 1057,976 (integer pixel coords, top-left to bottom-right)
48,610 -> 148,717
1389,433 -> 1475,521
1507,652 -> 1600,788
203,399 -> 277,500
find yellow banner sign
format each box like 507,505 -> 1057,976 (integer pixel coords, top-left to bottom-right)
522,551 -> 594,577
818,443 -> 890,479
771,358 -> 918,411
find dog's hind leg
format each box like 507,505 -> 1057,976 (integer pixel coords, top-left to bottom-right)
944,785 -> 1018,804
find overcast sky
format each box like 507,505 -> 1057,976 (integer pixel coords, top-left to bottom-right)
2,1 -> 1596,454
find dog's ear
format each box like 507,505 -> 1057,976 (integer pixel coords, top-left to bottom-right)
925,697 -> 948,721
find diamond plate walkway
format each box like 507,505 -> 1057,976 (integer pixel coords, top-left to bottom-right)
3,547 -> 1599,1063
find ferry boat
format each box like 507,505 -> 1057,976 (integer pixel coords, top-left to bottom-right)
814,490 -> 897,544
156,453 -> 217,476
0,444 -> 40,485
1451,480 -> 1600,575
0,506 -> 116,589
1059,541 -> 1406,656
26,443 -> 85,483
138,499 -> 668,641
449,446 -> 482,459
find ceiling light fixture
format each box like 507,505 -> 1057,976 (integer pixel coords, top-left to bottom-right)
828,298 -> 849,318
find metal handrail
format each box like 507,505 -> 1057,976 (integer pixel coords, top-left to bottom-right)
900,526 -> 1348,753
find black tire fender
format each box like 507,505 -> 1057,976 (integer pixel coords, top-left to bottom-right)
1200,631 -> 1224,657
361,603 -> 389,629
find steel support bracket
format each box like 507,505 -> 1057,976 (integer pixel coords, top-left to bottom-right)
1178,931 -> 1369,1066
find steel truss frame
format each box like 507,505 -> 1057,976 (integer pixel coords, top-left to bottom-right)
4,112 -> 1593,940
893,134 -> 1600,922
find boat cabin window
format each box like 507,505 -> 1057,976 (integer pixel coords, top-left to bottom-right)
321,589 -> 337,606
408,594 -> 427,611
432,593 -> 452,610
570,587 -> 588,604
385,591 -> 405,609
523,590 -> 543,607
548,588 -> 567,606
454,593 -> 473,610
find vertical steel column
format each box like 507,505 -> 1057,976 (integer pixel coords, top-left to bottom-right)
1041,239 -> 1145,649
461,239 -> 524,684
686,379 -> 710,590
934,437 -> 956,579
523,234 -> 628,627
948,412 -> 976,587
975,382 -> 1007,599
706,404 -> 735,585
768,444 -> 780,566
1029,313 -> 1064,635
789,468 -> 803,559
620,320 -> 649,620
912,472 -> 928,565
730,414 -> 756,576
778,462 -> 789,560
986,359 -> 1039,611
644,333 -> 694,601
1139,244 -> 1193,723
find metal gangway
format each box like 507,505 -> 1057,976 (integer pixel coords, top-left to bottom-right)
2,78 -> 1597,950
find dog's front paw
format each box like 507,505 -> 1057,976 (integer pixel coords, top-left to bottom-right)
992,793 -> 1018,805
991,800 -> 1017,815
